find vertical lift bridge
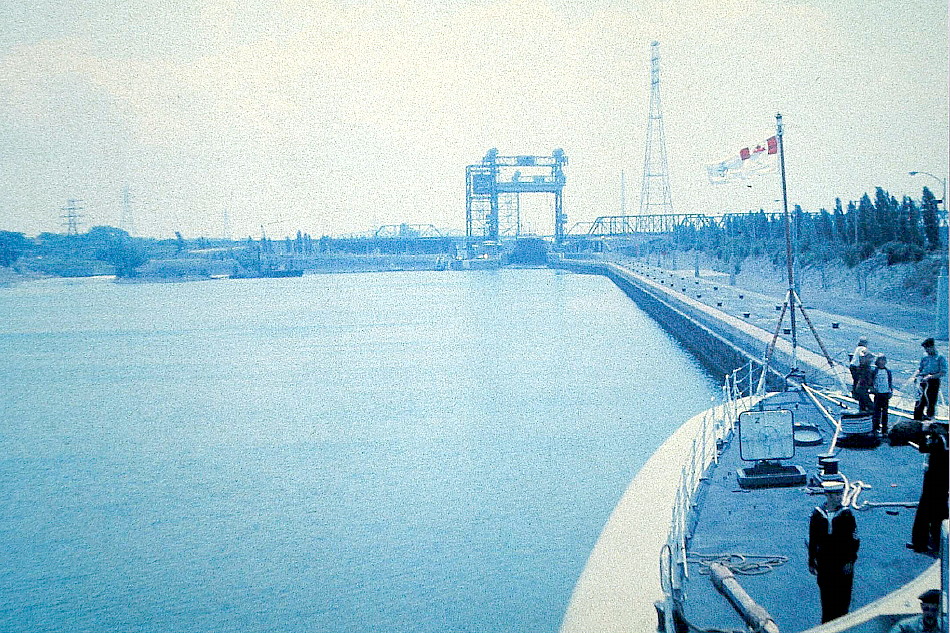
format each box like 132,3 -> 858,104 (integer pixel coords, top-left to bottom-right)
466,148 -> 568,244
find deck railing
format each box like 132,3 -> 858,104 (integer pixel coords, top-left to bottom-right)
663,365 -> 767,606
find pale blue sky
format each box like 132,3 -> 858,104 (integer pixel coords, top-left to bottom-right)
1,0 -> 947,238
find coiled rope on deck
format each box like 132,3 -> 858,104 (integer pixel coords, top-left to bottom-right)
841,473 -> 873,510
686,552 -> 789,576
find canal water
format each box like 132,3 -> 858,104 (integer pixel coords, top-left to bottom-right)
0,269 -> 719,633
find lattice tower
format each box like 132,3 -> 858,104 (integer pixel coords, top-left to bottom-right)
61,199 -> 83,236
639,41 -> 674,216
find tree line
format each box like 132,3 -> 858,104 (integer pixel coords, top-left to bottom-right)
670,186 -> 943,268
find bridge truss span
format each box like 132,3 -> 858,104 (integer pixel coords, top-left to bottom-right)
585,214 -> 717,236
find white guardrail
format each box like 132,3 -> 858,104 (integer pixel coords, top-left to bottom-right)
661,364 -> 768,607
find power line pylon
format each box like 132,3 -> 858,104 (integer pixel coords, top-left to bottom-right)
639,41 -> 674,216
61,199 -> 84,236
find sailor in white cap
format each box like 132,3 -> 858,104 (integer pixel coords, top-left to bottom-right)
808,480 -> 860,624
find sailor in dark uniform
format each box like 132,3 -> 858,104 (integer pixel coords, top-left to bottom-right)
908,420 -> 949,554
808,480 -> 860,623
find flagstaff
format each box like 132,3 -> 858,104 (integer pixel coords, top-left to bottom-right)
776,112 -> 798,369
752,114 -> 843,394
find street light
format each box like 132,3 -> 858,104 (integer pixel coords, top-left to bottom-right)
910,170 -> 949,340
909,170 -> 947,212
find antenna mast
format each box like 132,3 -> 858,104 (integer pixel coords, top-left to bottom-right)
755,114 -> 845,394
640,41 -> 674,216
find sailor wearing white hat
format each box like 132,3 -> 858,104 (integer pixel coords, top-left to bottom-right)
807,480 -> 860,624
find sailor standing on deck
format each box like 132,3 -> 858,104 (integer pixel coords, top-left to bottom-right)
849,337 -> 870,383
849,337 -> 874,412
808,480 -> 860,624
907,420 -> 948,554
871,355 -> 893,435
913,338 -> 947,421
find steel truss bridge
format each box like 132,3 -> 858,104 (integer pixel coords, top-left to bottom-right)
567,210 -> 829,238
574,214 -> 716,236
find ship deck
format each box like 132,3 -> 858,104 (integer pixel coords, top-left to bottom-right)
680,389 -> 938,633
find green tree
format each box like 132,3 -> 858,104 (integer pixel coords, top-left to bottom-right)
0,231 -> 30,267
921,187 -> 941,250
90,227 -> 148,277
832,198 -> 847,244
857,193 -> 877,245
816,209 -> 834,242
873,187 -> 897,245
897,196 -> 924,246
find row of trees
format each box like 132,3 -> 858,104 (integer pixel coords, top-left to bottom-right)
1,227 -> 168,277
671,186 -> 943,267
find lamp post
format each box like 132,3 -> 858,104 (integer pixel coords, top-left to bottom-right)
910,170 -> 949,339
909,170 -> 947,212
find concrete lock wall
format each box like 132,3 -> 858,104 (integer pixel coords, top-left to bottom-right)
549,256 -> 806,388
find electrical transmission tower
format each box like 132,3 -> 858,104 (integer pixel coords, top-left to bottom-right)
639,41 -> 674,216
61,199 -> 84,235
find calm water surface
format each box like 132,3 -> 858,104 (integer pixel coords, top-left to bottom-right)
0,269 -> 718,632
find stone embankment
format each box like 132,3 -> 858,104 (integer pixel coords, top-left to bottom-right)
551,255 -> 946,402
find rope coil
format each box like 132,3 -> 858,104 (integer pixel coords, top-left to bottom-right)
687,552 -> 789,576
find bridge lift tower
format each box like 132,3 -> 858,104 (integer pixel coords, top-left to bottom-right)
466,148 -> 568,244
